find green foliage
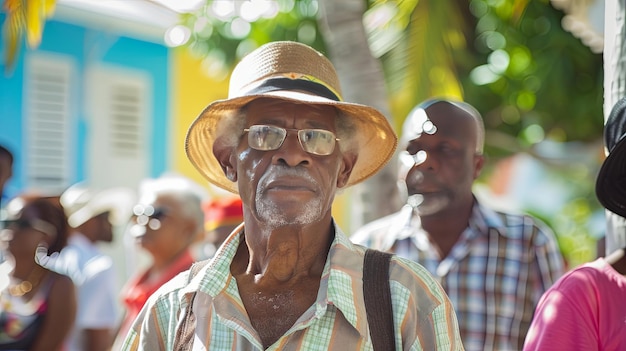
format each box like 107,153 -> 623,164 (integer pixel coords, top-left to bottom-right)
372,0 -> 605,264
181,0 -> 603,150
457,0 -> 605,263
181,0 -> 605,262
180,0 -> 326,79
460,0 -> 603,154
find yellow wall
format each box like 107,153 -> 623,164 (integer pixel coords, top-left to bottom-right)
171,48 -> 231,197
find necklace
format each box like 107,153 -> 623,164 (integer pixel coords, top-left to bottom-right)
8,266 -> 46,297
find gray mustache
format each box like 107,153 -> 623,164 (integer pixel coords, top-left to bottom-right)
258,166 -> 319,190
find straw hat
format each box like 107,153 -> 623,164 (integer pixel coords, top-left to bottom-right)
185,41 -> 397,194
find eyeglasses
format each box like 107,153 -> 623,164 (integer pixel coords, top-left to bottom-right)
1,218 -> 57,238
131,205 -> 168,231
243,125 -> 340,156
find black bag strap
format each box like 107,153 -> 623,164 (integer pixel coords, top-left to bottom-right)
173,252 -> 396,350
363,249 -> 396,350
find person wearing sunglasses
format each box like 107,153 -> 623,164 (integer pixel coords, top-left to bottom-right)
0,195 -> 76,351
120,41 -> 463,350
112,174 -> 207,350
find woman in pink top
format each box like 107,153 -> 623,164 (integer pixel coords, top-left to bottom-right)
524,98 -> 626,351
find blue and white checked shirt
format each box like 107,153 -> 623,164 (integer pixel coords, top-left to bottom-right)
351,199 -> 565,351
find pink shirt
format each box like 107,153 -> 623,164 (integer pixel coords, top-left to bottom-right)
523,258 -> 626,351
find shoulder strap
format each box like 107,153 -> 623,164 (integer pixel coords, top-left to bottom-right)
363,249 -> 396,350
172,259 -> 210,351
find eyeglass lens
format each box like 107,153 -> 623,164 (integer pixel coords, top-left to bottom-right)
132,205 -> 167,231
245,125 -> 338,156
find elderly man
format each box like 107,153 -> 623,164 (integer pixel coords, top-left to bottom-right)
121,41 -> 463,350
352,98 -> 565,350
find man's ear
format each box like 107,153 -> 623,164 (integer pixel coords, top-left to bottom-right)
473,154 -> 485,180
337,152 -> 357,188
213,137 -> 237,182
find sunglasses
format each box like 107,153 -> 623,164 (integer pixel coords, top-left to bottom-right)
131,205 -> 168,231
243,125 -> 340,156
1,218 -> 57,238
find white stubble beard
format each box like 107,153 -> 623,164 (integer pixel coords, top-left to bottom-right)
255,167 -> 325,230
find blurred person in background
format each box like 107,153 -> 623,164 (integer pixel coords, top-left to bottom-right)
0,145 -> 14,264
196,196 -> 243,259
53,183 -> 134,351
112,174 -> 206,349
0,195 -> 76,350
0,145 -> 14,213
523,97 -> 626,351
352,98 -> 565,350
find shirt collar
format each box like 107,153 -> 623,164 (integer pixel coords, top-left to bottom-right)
191,221 -> 370,339
469,199 -> 514,238
68,232 -> 96,247
195,223 -> 245,297
380,197 -> 515,243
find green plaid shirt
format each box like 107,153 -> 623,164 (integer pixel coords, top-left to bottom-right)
121,222 -> 464,350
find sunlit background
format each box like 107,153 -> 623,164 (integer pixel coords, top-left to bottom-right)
0,0 -> 614,309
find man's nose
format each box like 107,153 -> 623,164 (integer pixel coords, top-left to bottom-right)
272,133 -> 312,167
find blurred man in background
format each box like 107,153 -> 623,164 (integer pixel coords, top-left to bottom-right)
54,183 -> 134,351
352,98 -> 564,350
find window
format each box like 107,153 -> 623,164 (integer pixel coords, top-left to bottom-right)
24,54 -> 72,192
86,65 -> 150,188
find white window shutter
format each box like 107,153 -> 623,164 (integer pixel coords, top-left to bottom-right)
24,54 -> 73,193
86,65 -> 150,189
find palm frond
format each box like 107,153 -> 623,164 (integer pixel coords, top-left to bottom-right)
2,0 -> 57,75
379,0 -> 465,125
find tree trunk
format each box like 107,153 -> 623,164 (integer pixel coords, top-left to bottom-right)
603,0 -> 626,255
317,0 -> 401,233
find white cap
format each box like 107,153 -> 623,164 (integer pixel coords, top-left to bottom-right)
60,183 -> 136,228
